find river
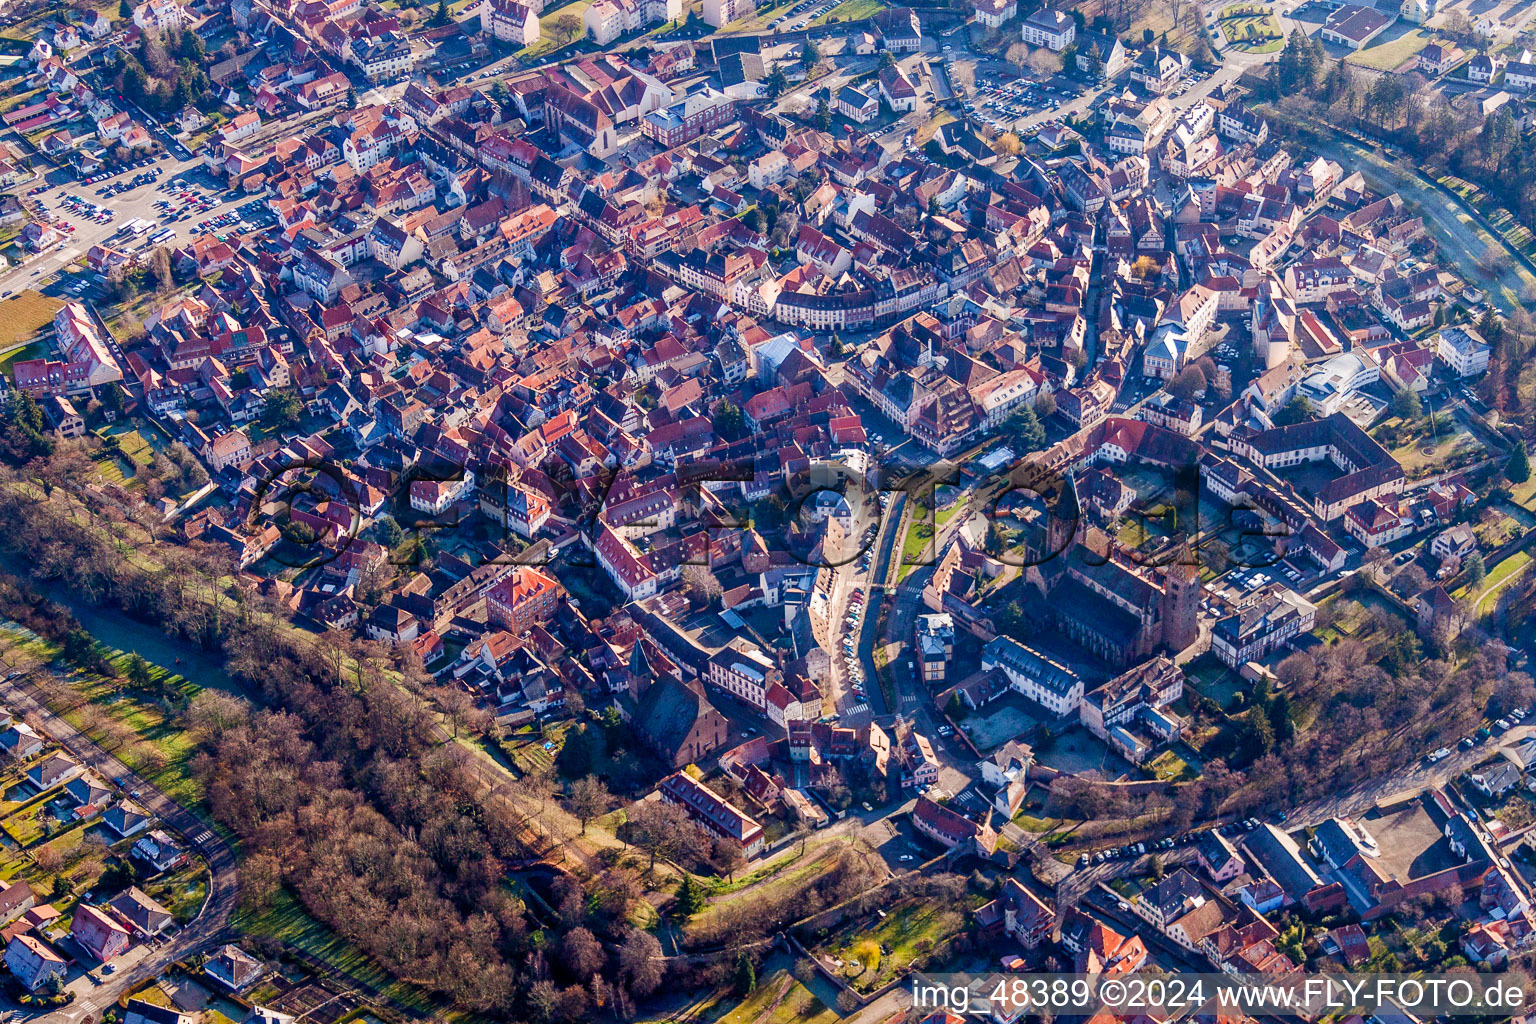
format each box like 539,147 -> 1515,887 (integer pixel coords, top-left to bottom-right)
56,594 -> 239,695
1302,131 -> 1536,314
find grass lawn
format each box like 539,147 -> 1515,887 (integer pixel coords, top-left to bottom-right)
0,339 -> 48,382
140,860 -> 210,923
1510,475 -> 1536,511
1218,4 -> 1283,51
518,1 -> 590,61
812,0 -> 885,24
1455,550 -> 1533,617
826,900 -> 970,991
1147,748 -> 1197,782
98,426 -> 159,468
1346,24 -> 1428,70
687,845 -> 858,940
698,845 -> 807,897
898,518 -> 936,579
724,0 -> 798,30
0,770 -> 42,817
234,888 -> 440,1014
12,624 -> 211,818
719,970 -> 839,1024
935,487 -> 968,529
916,110 -> 955,146
1386,422 -> 1484,477
55,652 -> 207,813
1012,812 -> 1061,833
1183,656 -> 1245,709
501,724 -> 564,775
0,801 -> 68,847
0,291 -> 61,349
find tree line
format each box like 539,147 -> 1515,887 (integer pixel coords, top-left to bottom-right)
1265,30 -> 1536,240
0,477 -> 671,1019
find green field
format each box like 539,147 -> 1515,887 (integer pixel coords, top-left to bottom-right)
898,517 -> 936,580
1454,550 -> 1532,617
1218,4 -> 1283,51
0,291 -> 62,349
718,970 -> 839,1024
812,0 -> 885,25
0,799 -> 69,847
1386,422 -> 1485,477
232,888 -> 439,1015
1148,748 -> 1197,782
0,339 -> 47,381
1346,24 -> 1429,71
724,0 -> 798,30
825,900 -> 970,991
518,0 -> 591,61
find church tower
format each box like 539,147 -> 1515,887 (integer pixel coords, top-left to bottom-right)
1024,472 -> 1082,596
1045,472 -> 1081,559
1160,551 -> 1201,653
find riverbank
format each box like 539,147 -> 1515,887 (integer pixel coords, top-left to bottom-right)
1296,127 -> 1536,313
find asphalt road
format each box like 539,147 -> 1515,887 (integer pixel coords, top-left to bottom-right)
0,675 -> 238,1023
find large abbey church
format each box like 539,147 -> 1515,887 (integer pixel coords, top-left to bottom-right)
1020,472 -> 1201,667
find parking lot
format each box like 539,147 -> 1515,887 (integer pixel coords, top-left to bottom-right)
0,154 -> 265,300
767,0 -> 839,32
967,72 -> 1081,135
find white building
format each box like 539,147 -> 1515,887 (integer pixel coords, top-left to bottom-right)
408,468 -> 475,515
972,367 -> 1042,429
974,0 -> 1017,27
1505,61 -> 1536,91
748,149 -> 790,190
980,635 -> 1084,716
703,0 -> 749,28
584,0 -> 639,45
4,936 -> 65,993
486,0 -> 541,45
134,0 -> 189,30
1295,351 -> 1379,416
706,642 -> 778,710
1021,6 -> 1075,49
835,84 -> 877,123
1211,585 -> 1316,668
1434,325 -> 1491,377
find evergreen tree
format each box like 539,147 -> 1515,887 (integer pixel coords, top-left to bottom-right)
0,392 -> 53,465
1268,691 -> 1295,744
1006,404 -> 1046,451
101,381 -> 127,419
765,64 -> 789,98
1083,43 -> 1101,78
1389,387 -> 1422,420
1239,706 -> 1275,761
678,874 -> 707,916
1508,440 -> 1530,484
126,653 -> 153,690
734,953 -> 756,995
712,399 -> 745,440
555,725 -> 593,777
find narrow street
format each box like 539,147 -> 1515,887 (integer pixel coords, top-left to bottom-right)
0,675 -> 238,1022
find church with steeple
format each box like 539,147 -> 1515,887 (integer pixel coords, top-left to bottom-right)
1019,471 -> 1201,667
